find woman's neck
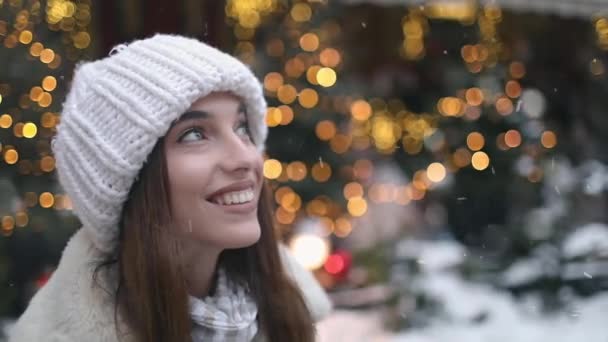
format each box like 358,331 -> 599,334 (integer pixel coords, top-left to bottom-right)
180,239 -> 222,298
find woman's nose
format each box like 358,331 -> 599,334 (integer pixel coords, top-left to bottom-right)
218,130 -> 257,174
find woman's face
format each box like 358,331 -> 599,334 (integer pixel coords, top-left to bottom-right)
164,92 -> 264,250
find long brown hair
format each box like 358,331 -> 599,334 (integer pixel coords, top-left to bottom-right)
103,139 -> 315,342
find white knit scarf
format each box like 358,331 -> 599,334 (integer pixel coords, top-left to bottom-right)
189,269 -> 259,342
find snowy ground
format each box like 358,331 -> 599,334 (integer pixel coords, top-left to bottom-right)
317,288 -> 608,342
318,227 -> 608,342
393,273 -> 608,342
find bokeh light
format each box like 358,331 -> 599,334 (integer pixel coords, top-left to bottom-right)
427,162 -> 447,183
263,159 -> 282,179
541,130 -> 557,148
351,100 -> 372,121
504,129 -> 522,148
347,196 -> 367,217
466,132 -> 485,151
471,151 -> 490,170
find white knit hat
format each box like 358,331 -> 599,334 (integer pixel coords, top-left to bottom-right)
53,34 -> 268,253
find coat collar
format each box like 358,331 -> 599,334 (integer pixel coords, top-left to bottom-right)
9,228 -> 332,341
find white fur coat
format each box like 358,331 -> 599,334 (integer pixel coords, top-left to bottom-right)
8,228 -> 332,341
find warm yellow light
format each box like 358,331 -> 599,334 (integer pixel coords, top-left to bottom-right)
289,234 -> 330,270
41,112 -> 56,128
3,35 -> 17,49
40,156 -> 56,172
425,2 -> 477,21
316,67 -> 336,87
461,45 -> 475,63
73,31 -> 91,49
466,132 -> 485,151
306,198 -> 328,216
311,162 -> 331,182
234,25 -> 255,40
509,61 -> 526,79
351,100 -> 372,121
263,72 -> 283,92
277,84 -> 297,104
347,196 -> 367,217
306,65 -> 321,85
329,134 -> 351,154
290,3 -> 312,22
42,76 -> 57,92
38,92 -> 53,107
315,120 -> 336,141
286,161 -> 307,181
263,159 -> 282,179
471,151 -> 490,170
505,80 -> 521,98
39,192 -> 55,208
496,97 -> 513,116
439,97 -> 464,116
280,192 -> 302,213
29,86 -> 43,102
541,131 -> 557,148
40,49 -> 55,64
453,148 -> 472,168
285,57 -> 305,78
427,162 -> 446,183
298,88 -> 318,109
413,170 -> 430,190
334,217 -> 352,238
504,129 -> 521,148
320,48 -> 341,67
4,149 -> 18,164
372,115 -> 402,151
299,33 -> 319,52
48,54 -> 62,70
343,182 -> 364,199
30,42 -> 43,56
15,212 -> 28,227
19,30 -> 33,44
1,216 -> 14,231
465,87 -> 484,106
274,186 -> 293,205
278,105 -> 294,125
275,207 -> 295,225
0,114 -> 13,128
265,107 -> 282,127
13,123 -> 24,138
22,122 -> 37,138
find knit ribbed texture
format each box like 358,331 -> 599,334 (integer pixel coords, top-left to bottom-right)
52,34 -> 268,253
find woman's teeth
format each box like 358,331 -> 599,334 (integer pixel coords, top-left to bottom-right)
211,188 -> 254,205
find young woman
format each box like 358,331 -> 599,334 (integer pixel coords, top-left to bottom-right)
9,34 -> 331,341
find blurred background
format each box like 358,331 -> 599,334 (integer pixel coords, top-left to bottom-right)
1,0 -> 608,340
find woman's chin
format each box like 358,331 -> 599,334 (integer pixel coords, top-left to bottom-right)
217,222 -> 262,249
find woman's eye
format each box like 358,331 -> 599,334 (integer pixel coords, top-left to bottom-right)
178,128 -> 205,143
236,122 -> 251,137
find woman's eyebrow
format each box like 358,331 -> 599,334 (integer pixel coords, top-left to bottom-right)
173,102 -> 247,126
174,110 -> 210,125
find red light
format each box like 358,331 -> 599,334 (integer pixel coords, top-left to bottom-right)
324,254 -> 345,275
